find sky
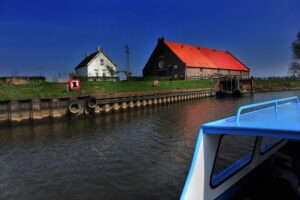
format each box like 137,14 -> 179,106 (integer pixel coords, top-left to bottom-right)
0,0 -> 299,80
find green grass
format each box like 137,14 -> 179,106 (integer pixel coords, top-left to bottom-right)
2,79 -> 300,100
81,80 -> 215,92
254,80 -> 300,91
0,80 -> 215,100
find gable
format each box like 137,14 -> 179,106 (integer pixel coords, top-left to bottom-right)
75,49 -> 117,70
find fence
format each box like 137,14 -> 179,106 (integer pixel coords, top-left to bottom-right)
253,76 -> 300,81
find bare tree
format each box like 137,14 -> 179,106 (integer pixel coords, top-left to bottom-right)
52,74 -> 58,82
106,65 -> 116,77
12,68 -> 19,77
292,32 -> 300,59
37,67 -> 43,76
68,71 -> 75,79
289,62 -> 300,77
289,31 -> 300,75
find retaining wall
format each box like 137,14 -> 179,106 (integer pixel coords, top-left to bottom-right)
0,89 -> 214,126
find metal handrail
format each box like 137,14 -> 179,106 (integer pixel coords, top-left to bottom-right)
236,96 -> 300,123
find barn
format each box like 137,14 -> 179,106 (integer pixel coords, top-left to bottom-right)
143,38 -> 250,80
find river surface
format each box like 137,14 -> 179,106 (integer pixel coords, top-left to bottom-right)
1,90 -> 300,200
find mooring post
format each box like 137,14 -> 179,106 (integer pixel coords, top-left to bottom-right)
250,76 -> 254,94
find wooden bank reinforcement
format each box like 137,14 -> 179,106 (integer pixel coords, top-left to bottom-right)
0,89 -> 214,126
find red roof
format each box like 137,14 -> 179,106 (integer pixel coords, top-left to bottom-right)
164,41 -> 249,72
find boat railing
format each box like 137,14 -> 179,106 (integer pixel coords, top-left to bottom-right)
236,96 -> 300,123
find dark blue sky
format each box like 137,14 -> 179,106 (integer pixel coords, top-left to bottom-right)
0,0 -> 299,79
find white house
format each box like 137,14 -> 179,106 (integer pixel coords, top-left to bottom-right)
75,46 -> 117,77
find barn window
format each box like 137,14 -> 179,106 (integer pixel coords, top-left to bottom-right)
159,59 -> 165,68
217,69 -> 220,73
200,68 -> 203,72
228,70 -> 230,74
174,65 -> 178,70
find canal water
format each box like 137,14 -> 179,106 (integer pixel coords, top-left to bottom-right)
1,90 -> 300,200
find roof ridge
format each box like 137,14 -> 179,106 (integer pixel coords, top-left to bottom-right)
75,49 -> 117,70
165,40 -> 226,52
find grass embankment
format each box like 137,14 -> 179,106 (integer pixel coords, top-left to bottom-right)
0,80 -> 215,100
254,80 -> 300,92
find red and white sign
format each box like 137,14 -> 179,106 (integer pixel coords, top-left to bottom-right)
69,80 -> 80,90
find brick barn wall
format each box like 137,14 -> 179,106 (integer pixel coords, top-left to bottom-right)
186,67 -> 249,79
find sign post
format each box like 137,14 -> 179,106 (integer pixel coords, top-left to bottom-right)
69,80 -> 81,90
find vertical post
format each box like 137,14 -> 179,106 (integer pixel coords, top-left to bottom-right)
274,101 -> 278,118
230,78 -> 233,92
250,76 -> 253,94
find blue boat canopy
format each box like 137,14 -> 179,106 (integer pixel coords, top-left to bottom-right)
202,96 -> 300,139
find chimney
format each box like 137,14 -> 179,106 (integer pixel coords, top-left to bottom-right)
158,37 -> 165,43
96,45 -> 102,52
85,52 -> 89,57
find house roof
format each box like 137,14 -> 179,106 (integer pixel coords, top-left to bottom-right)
75,50 -> 117,70
164,41 -> 249,72
75,52 -> 98,70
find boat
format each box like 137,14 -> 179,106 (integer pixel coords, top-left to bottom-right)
180,96 -> 300,200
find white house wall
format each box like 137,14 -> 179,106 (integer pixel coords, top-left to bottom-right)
87,52 -> 117,77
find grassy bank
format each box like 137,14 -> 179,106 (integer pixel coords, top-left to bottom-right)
0,80 -> 215,100
3,79 -> 300,100
254,80 -> 300,92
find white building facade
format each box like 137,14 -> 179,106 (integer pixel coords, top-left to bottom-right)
75,46 -> 117,77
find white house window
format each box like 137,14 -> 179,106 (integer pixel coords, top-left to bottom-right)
100,59 -> 104,65
94,69 -> 99,77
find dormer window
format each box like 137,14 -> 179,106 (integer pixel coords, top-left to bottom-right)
100,59 -> 104,66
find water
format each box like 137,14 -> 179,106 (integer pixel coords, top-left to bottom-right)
1,90 -> 300,200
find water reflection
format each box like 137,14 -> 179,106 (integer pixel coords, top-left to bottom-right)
0,90 -> 300,200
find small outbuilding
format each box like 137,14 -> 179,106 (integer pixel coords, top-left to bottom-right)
143,38 -> 250,80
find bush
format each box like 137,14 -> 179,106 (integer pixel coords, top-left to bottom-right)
73,76 -> 120,82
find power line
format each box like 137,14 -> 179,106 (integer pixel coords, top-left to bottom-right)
125,43 -> 130,72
